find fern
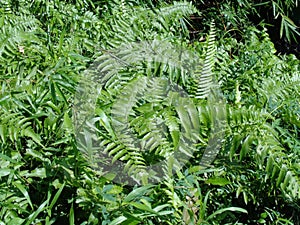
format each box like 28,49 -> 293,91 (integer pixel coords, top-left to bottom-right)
74,8 -> 226,183
227,105 -> 300,199
99,1 -> 197,49
194,21 -> 216,99
257,71 -> 300,107
190,21 -> 227,167
0,14 -> 41,60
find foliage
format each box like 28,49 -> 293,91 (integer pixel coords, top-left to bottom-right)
188,0 -> 300,43
0,0 -> 299,225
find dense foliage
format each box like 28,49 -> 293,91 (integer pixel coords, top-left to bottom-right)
0,0 -> 299,224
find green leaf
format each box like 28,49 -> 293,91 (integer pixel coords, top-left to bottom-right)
69,203 -> 75,225
95,108 -> 116,139
25,197 -> 50,225
205,177 -> 231,186
25,148 -> 49,162
63,112 -> 73,132
49,182 -> 65,211
123,185 -> 154,203
153,204 -> 173,216
0,168 -> 11,177
22,127 -> 44,147
108,216 -> 127,225
0,124 -> 6,143
13,181 -> 33,210
7,218 -> 25,225
206,207 -> 248,221
130,202 -> 156,214
26,167 -> 46,178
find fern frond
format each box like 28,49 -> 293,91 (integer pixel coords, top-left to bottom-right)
258,72 -> 300,104
0,14 -> 42,59
0,0 -> 13,14
194,21 -> 216,99
100,1 -> 196,49
227,106 -> 300,199
155,1 -> 197,34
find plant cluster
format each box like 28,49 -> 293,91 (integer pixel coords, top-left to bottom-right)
0,0 -> 299,224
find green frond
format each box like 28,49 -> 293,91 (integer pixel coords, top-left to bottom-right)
99,1 -> 196,49
159,1 -> 196,16
257,72 -> 300,106
227,106 -> 300,199
155,1 -> 197,34
0,14 -> 42,60
0,0 -> 13,14
163,110 -> 180,149
194,21 -> 216,99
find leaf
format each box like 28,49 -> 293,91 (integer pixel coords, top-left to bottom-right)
123,185 -> 154,203
95,108 -> 116,139
49,81 -> 57,104
240,134 -> 253,161
69,203 -> 75,225
0,168 -> 11,177
0,124 -> 6,143
7,218 -> 25,225
22,127 -> 44,147
276,164 -> 287,187
195,21 -> 216,99
108,216 -> 127,225
205,177 -> 231,186
130,202 -> 156,214
229,133 -> 243,160
13,181 -> 33,210
63,112 -> 73,132
25,167 -> 46,178
25,197 -> 50,225
49,182 -> 65,211
112,149 -> 127,163
25,149 -> 49,162
153,204 -> 173,215
206,207 -> 248,221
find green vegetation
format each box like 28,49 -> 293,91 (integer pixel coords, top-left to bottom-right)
0,0 -> 299,224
